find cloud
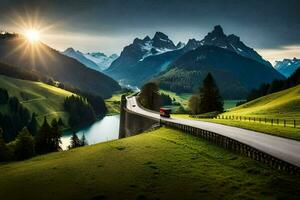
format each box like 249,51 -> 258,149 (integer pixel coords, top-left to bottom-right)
257,45 -> 300,65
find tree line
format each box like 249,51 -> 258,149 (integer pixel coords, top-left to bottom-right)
139,83 -> 180,111
0,117 -> 62,161
0,115 -> 88,162
0,88 -> 31,142
188,73 -> 223,115
139,73 -> 223,115
242,68 -> 300,104
64,95 -> 102,130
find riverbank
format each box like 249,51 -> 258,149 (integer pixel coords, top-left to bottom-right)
61,115 -> 120,150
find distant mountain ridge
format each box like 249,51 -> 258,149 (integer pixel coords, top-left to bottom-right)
105,32 -> 196,85
274,58 -> 300,77
199,25 -> 272,67
62,48 -> 118,71
105,25 -> 274,90
153,45 -> 284,99
0,33 -> 120,98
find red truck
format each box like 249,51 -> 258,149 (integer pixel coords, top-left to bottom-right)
159,107 -> 171,118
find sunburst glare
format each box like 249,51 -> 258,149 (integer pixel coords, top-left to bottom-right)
25,29 -> 40,43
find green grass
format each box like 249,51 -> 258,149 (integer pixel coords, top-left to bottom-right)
105,91 -> 133,114
160,90 -> 242,111
174,85 -> 300,140
0,127 -> 299,199
0,75 -> 75,125
223,85 -> 300,120
160,89 -> 191,108
223,100 -> 244,110
200,118 -> 300,141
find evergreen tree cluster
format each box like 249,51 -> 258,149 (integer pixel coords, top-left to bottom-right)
35,117 -> 62,154
160,93 -> 173,106
189,73 -> 223,114
139,82 -> 161,111
0,89 -> 32,142
0,116 -> 64,162
247,68 -> 300,102
80,92 -> 107,117
0,88 -> 9,104
64,95 -> 96,129
68,132 -> 88,149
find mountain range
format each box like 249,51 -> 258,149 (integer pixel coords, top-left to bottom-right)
105,32 -> 205,86
153,45 -> 283,99
274,58 -> 300,77
0,33 -> 120,98
105,25 -> 283,98
62,48 -> 118,71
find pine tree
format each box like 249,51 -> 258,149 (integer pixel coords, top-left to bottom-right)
50,119 -> 62,152
198,73 -> 223,113
35,117 -> 51,154
58,118 -> 65,127
69,132 -> 81,149
0,128 -> 12,162
0,88 -> 9,105
139,82 -> 161,111
80,133 -> 88,147
14,128 -> 35,160
27,113 -> 38,136
188,95 -> 200,115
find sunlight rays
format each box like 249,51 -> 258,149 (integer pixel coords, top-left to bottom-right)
4,9 -> 60,70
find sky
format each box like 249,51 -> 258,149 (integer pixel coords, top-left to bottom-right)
1,0 -> 300,64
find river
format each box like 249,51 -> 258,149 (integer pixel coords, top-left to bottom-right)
61,115 -> 120,150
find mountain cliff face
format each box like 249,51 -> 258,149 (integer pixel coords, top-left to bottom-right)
0,33 -> 120,98
62,48 -> 118,71
62,48 -> 100,71
105,32 -> 182,82
105,25 -> 274,91
84,52 -> 118,71
199,25 -> 272,67
274,58 -> 300,77
105,32 -> 205,85
153,45 -> 285,99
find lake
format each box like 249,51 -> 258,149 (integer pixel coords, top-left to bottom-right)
61,115 -> 120,150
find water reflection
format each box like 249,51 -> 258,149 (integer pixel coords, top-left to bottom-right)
61,115 -> 120,150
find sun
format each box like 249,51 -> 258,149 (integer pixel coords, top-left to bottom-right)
25,29 -> 40,43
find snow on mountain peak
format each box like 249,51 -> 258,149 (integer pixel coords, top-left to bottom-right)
62,48 -> 118,71
274,58 -> 300,77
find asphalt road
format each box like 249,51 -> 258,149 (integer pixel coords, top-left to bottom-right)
127,96 -> 300,167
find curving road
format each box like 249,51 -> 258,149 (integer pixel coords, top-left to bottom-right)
127,96 -> 300,167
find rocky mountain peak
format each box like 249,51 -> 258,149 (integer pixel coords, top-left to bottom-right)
153,31 -> 169,40
152,31 -> 176,50
227,34 -> 240,43
184,39 -> 202,51
176,42 -> 185,48
212,25 -> 225,36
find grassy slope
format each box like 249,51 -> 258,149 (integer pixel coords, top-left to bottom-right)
174,85 -> 300,140
0,75 -> 74,124
0,127 -> 299,200
105,91 -> 134,114
224,84 -> 300,120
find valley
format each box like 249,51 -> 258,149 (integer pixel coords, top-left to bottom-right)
0,1 -> 299,199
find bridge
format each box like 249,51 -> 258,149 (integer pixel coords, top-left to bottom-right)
119,95 -> 300,174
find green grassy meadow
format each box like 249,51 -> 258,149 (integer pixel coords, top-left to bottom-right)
0,75 -> 75,125
160,90 -> 242,111
105,91 -> 134,114
174,85 -> 300,140
223,85 -> 300,120
0,127 -> 299,200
